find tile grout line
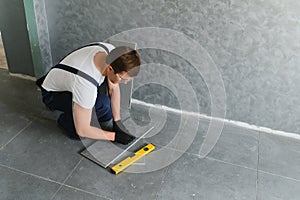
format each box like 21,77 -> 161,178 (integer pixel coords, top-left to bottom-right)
58,156 -> 113,200
157,138 -> 300,183
0,156 -> 111,200
256,131 -> 300,182
154,147 -> 195,199
256,132 -> 261,200
154,145 -> 179,199
62,184 -> 113,200
154,165 -> 171,200
50,157 -> 84,200
0,163 -> 63,185
258,170 -> 300,183
156,144 -> 257,171
204,156 -> 257,171
0,121 -> 33,150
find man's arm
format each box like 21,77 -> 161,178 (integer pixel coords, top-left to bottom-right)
107,78 -> 121,121
73,102 -> 115,140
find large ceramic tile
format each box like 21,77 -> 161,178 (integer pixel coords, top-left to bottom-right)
0,118 -> 84,182
157,154 -> 257,200
205,124 -> 259,169
259,132 -> 300,180
183,118 -> 208,155
128,103 -> 259,169
0,70 -> 44,118
80,139 -> 133,169
53,186 -> 109,200
126,104 -> 179,146
126,103 -> 200,152
257,171 -> 300,200
144,114 -> 258,169
0,165 -> 60,200
0,102 -> 32,149
64,157 -> 168,200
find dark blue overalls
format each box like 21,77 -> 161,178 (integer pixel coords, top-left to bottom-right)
36,43 -> 112,139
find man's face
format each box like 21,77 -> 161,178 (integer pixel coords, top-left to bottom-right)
107,66 -> 132,84
115,72 -> 132,84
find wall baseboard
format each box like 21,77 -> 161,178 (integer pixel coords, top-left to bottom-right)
9,72 -> 36,81
131,99 -> 300,140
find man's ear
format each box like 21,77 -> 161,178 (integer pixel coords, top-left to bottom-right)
108,65 -> 113,71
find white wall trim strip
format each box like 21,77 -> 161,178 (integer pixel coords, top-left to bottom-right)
131,98 -> 300,140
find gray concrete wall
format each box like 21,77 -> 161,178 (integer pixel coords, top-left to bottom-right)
36,0 -> 300,134
0,0 -> 34,75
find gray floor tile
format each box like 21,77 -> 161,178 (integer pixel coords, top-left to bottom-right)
126,104 -> 202,153
80,139 -> 133,168
53,186 -> 109,200
64,158 -> 168,200
126,104 -> 181,147
0,165 -> 60,200
259,132 -> 300,180
157,153 -> 257,200
257,171 -> 300,200
0,70 -> 45,118
126,104 -> 259,169
183,119 -> 207,155
120,108 -> 131,120
205,124 -> 259,169
0,117 -> 84,182
0,102 -> 32,149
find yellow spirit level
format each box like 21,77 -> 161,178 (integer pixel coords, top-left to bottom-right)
110,143 -> 156,174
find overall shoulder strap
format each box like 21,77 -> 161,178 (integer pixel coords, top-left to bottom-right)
59,42 -> 110,63
52,64 -> 99,87
54,42 -> 111,87
87,42 -> 110,54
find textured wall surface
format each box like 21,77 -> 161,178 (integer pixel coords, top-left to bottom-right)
33,0 -> 53,73
37,0 -> 300,134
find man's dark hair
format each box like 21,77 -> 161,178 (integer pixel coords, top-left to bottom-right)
106,46 -> 141,77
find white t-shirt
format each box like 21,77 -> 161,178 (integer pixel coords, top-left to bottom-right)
42,42 -> 115,109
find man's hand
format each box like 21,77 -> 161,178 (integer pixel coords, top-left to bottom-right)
113,120 -> 136,145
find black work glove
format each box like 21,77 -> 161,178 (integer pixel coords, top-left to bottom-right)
113,120 -> 136,145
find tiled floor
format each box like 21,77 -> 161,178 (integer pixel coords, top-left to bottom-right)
1,68 -> 300,200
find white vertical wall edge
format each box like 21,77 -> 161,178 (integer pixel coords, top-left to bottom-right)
0,31 -> 9,70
